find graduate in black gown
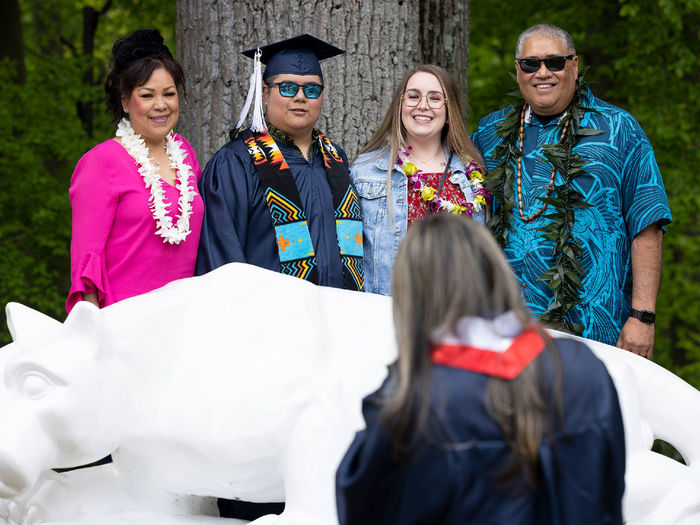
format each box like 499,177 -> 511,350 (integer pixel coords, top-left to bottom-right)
199,33 -> 364,521
196,34 -> 364,292
336,214 -> 626,525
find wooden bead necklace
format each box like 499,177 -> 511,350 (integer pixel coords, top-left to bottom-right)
516,104 -> 570,222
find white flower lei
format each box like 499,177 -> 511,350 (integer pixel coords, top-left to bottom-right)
116,118 -> 196,244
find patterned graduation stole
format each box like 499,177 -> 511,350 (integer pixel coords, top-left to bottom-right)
240,130 -> 364,291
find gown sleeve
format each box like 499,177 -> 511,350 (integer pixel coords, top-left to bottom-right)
66,146 -> 119,312
336,379 -> 457,525
195,145 -> 253,275
540,341 -> 626,525
336,391 -> 393,525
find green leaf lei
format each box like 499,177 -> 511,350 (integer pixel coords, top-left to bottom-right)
484,74 -> 602,335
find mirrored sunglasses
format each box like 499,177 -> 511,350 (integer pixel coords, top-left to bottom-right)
517,55 -> 574,73
402,90 -> 446,109
266,81 -> 324,99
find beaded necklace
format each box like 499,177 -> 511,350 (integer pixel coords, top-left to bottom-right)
516,105 -> 569,222
484,75 -> 602,334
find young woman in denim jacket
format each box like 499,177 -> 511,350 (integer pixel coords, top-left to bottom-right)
350,65 -> 488,295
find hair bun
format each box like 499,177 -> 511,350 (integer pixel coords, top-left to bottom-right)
112,29 -> 172,71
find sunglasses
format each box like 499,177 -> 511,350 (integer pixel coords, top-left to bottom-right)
266,81 -> 324,99
517,55 -> 574,73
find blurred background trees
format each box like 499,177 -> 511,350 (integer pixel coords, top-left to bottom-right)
0,0 -> 175,335
1,0 -> 698,388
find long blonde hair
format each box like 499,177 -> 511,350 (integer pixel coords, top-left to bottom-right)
384,214 -> 562,489
359,65 -> 485,221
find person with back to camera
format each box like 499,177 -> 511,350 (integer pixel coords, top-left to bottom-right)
350,64 -> 490,295
336,213 -> 626,524
66,29 -> 203,313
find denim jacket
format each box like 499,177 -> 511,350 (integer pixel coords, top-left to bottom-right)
350,147 -> 485,295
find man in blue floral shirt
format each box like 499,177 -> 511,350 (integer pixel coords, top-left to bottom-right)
472,24 -> 671,357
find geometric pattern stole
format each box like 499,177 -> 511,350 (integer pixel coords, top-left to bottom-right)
241,129 -> 364,290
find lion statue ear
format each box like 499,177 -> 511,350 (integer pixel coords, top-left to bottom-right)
63,301 -> 114,361
6,302 -> 62,342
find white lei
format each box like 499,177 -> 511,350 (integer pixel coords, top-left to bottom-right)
116,118 -> 196,244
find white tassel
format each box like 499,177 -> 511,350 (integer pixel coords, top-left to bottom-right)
250,50 -> 267,133
235,49 -> 267,133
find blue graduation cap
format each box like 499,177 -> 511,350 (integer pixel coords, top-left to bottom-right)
236,34 -> 344,133
241,34 -> 344,80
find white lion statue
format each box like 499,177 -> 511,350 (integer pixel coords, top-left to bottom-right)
0,263 -> 699,525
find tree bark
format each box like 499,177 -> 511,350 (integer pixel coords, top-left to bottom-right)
418,0 -> 470,103
176,0 -> 470,163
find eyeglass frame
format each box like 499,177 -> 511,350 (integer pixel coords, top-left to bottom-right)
266,81 -> 325,99
516,55 -> 575,74
401,89 -> 448,110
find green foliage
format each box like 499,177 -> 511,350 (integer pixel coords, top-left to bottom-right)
536,82 -> 602,335
0,0 -> 176,345
469,0 -> 700,387
483,106 -> 520,245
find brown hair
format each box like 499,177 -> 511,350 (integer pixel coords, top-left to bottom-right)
358,65 -> 484,222
384,213 -> 562,489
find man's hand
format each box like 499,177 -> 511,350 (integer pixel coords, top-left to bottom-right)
616,317 -> 654,359
619,223 -> 663,360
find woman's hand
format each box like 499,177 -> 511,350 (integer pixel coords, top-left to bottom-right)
82,292 -> 100,307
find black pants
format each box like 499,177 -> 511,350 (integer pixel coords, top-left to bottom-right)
217,498 -> 285,519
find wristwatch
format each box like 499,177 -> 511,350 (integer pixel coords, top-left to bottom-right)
630,308 -> 656,325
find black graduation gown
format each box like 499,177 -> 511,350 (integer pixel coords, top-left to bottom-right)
336,337 -> 626,525
196,134 -> 348,288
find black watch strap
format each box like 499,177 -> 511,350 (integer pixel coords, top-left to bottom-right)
630,308 -> 656,325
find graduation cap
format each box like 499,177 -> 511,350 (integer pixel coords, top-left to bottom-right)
236,34 -> 345,133
241,34 -> 344,80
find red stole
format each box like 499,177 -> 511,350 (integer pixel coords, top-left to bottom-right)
431,327 -> 545,380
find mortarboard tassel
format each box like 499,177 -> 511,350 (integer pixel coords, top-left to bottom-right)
235,48 -> 267,133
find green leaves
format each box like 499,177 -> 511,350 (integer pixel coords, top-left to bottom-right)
0,1 -> 178,345
486,106 -> 522,248
576,128 -> 604,137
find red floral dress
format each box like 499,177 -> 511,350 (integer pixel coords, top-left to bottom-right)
407,171 -> 468,226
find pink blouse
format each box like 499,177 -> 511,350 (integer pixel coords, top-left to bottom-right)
67,136 -> 204,313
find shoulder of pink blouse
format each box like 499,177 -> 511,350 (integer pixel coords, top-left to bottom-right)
173,134 -> 202,181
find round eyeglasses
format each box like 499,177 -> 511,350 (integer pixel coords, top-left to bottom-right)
402,90 -> 447,109
266,81 -> 324,99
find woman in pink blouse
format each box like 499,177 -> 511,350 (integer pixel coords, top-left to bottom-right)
67,29 -> 204,313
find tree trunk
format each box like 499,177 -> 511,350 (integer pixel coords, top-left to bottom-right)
77,1 -> 111,138
176,0 -> 470,163
418,0 -> 470,103
0,0 -> 26,83
32,0 -> 62,57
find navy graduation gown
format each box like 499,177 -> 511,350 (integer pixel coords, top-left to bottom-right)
336,337 -> 626,525
196,135 -> 347,288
